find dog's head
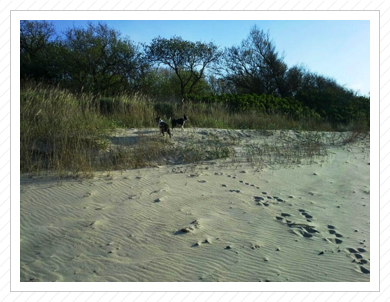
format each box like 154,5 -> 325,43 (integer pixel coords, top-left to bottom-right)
184,114 -> 188,121
155,117 -> 161,124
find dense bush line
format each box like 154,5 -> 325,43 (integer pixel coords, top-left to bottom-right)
186,94 -> 319,119
186,93 -> 369,125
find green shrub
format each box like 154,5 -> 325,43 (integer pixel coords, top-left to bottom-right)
154,102 -> 176,120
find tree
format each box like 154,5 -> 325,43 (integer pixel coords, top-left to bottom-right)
62,22 -> 146,94
223,26 -> 288,97
20,20 -> 58,81
146,36 -> 223,98
20,20 -> 56,57
207,75 -> 233,95
283,65 -> 306,97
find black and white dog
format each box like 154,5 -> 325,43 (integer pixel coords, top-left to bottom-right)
155,117 -> 171,138
171,114 -> 188,130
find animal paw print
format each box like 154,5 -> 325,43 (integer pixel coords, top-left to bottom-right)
254,196 -> 269,206
346,247 -> 370,274
298,209 -> 313,222
287,222 -> 319,238
326,225 -> 343,244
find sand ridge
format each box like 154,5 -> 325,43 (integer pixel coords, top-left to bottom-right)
20,129 -> 370,282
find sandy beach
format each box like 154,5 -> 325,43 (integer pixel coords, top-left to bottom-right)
20,128 -> 370,282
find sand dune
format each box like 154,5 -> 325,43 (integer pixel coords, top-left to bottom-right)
20,128 -> 370,282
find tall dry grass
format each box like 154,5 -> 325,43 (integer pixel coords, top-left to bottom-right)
20,84 -> 168,175
21,84 -> 105,175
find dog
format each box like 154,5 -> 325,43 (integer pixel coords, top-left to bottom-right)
171,114 -> 188,130
155,117 -> 171,138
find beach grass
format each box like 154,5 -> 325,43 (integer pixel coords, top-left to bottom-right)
20,83 -> 369,176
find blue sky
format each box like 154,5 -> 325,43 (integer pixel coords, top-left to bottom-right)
51,20 -> 370,96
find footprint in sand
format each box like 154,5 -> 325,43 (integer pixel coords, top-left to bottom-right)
176,220 -> 201,235
288,222 -> 319,237
360,266 -> 370,274
276,213 -> 319,238
346,247 -> 369,265
254,196 -> 269,206
298,230 -> 314,238
192,238 -> 211,247
235,175 -> 260,189
326,225 -> 343,244
229,189 -> 241,193
347,247 -> 367,254
198,180 -> 207,183
326,238 -> 343,244
254,196 -> 265,201
328,230 -> 343,238
298,209 -> 314,222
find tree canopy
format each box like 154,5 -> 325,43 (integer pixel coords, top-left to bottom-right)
146,36 -> 222,97
20,21 -> 369,125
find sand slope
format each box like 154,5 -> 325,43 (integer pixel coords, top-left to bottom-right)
20,129 -> 370,282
